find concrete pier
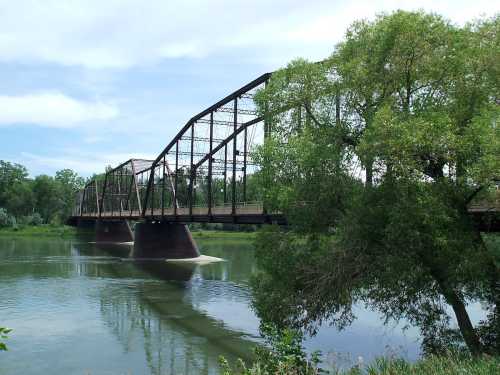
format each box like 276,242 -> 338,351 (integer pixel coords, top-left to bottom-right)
95,220 -> 134,243
133,222 -> 200,259
76,218 -> 96,229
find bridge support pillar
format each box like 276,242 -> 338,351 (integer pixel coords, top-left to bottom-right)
76,218 -> 96,229
95,220 -> 134,243
133,222 -> 200,259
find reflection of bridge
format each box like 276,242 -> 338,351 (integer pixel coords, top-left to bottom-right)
68,71 -> 499,251
71,240 -> 260,375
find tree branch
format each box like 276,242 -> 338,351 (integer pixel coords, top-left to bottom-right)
303,102 -> 358,147
465,185 -> 485,206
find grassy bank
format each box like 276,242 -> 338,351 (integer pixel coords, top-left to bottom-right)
0,226 -> 254,239
0,225 -> 78,238
191,230 -> 257,240
222,354 -> 500,375
336,355 -> 500,374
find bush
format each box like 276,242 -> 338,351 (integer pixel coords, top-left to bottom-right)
20,212 -> 43,226
30,213 -> 43,226
219,325 -> 500,374
219,325 -> 321,375
0,208 -> 15,228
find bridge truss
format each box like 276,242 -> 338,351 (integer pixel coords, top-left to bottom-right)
72,71 -> 498,230
74,73 -> 284,224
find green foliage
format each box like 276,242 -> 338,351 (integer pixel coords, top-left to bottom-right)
251,10 -> 500,357
0,160 -> 84,225
0,208 -> 16,228
357,354 -> 500,375
219,325 -> 321,375
219,326 -> 500,374
0,327 -> 11,351
0,224 -> 77,238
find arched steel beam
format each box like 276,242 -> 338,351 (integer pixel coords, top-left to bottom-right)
141,72 -> 271,217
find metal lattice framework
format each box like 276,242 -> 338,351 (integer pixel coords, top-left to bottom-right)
74,73 -> 284,224
72,71 -> 499,229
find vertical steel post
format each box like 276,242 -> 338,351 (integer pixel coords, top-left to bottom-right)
118,169 -> 122,217
130,161 -> 142,216
80,184 -> 87,217
232,98 -> 237,215
189,123 -> 195,217
162,156 -> 166,217
223,144 -> 227,204
243,125 -> 247,203
263,79 -> 269,215
125,172 -> 134,214
110,172 -> 114,217
100,173 -> 107,218
141,160 -> 156,218
95,180 -> 100,217
174,141 -> 179,216
150,168 -> 154,216
208,112 -> 213,216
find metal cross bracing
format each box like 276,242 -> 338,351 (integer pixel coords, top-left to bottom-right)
75,73 -> 285,224
72,71 -> 499,229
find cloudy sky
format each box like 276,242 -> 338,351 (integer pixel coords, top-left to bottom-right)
0,0 -> 498,176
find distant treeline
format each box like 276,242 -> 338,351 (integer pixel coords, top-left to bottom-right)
0,160 -> 84,228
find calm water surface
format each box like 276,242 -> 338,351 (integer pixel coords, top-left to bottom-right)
0,235 -> 423,374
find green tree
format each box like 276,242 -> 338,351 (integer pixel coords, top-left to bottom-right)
252,11 -> 499,356
0,161 -> 34,217
55,169 -> 85,219
32,175 -> 62,223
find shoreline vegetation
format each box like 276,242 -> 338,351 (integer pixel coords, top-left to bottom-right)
222,354 -> 500,375
0,225 -> 255,239
0,224 -> 78,238
220,325 -> 500,374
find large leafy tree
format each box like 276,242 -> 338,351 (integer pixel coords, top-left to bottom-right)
55,169 -> 85,219
0,161 -> 34,217
252,11 -> 499,356
0,160 -> 85,224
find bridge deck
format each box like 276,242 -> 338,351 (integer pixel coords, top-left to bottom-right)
73,200 -> 499,228
76,203 -> 286,224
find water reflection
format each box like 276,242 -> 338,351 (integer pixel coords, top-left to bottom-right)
72,240 -> 258,375
0,235 -> 422,374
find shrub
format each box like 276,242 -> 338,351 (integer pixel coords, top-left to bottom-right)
31,213 -> 43,226
0,208 -> 15,228
219,325 -> 321,375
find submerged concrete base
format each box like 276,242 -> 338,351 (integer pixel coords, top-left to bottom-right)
95,220 -> 134,243
165,255 -> 224,264
76,218 -> 96,229
133,222 -> 200,259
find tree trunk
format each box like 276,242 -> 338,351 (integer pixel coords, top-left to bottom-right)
476,231 -> 500,353
442,286 -> 484,356
428,266 -> 484,355
365,160 -> 373,187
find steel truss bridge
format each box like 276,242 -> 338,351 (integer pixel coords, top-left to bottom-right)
73,73 -> 285,225
71,72 -> 499,231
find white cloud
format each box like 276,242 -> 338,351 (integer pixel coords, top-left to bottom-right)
0,0 -> 496,69
0,92 -> 118,128
19,151 -> 156,176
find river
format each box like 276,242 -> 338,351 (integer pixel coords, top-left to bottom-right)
0,235 -> 423,374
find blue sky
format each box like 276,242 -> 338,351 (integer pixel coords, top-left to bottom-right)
0,0 -> 498,177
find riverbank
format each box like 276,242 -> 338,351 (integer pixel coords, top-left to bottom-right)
335,355 -> 500,374
0,225 -> 78,238
0,225 -> 256,240
223,351 -> 500,374
191,230 -> 256,240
